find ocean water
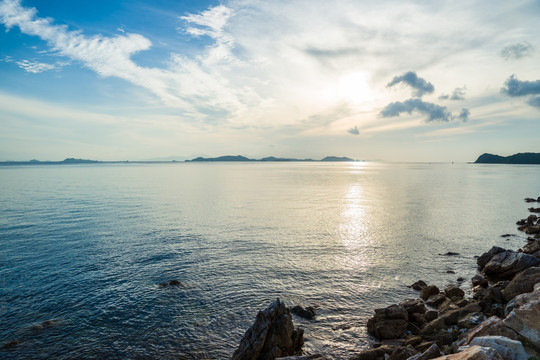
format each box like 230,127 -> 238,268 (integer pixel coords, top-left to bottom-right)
1,162 -> 539,359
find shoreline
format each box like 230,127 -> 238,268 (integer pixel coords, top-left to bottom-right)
233,196 -> 540,360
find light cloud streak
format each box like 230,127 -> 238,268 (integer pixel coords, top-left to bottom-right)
500,41 -> 535,60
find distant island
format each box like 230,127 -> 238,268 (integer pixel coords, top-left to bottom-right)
0,158 -> 102,166
185,155 -> 356,162
0,156 -> 357,166
474,152 -> 540,164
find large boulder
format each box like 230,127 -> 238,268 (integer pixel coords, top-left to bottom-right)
482,250 -> 540,279
420,286 -> 440,301
465,316 -> 519,345
467,336 -> 529,360
502,266 -> 540,302
367,304 -> 410,340
444,286 -> 465,299
477,247 -> 507,269
432,346 -> 503,360
503,286 -> 540,348
232,299 -> 304,360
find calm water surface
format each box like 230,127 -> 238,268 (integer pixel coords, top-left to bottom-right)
1,162 -> 539,359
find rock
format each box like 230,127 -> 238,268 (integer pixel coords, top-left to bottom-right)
465,316 -> 519,344
444,286 -> 465,299
410,280 -> 428,291
410,313 -> 427,327
407,343 -> 442,360
442,346 -> 504,360
232,298 -> 304,360
528,208 -> 540,214
404,335 -> 423,347
350,345 -> 395,360
525,197 -> 539,203
441,252 -> 460,256
500,234 -> 514,237
482,250 -> 540,279
503,287 -> 540,348
420,286 -> 440,301
525,225 -> 540,234
439,303 -> 482,326
159,279 -> 185,287
477,246 -> 507,269
454,299 -> 468,308
420,318 -> 447,336
446,270 -> 455,274
291,305 -> 316,320
367,304 -> 411,339
457,277 -> 465,283
425,310 -> 438,322
471,275 -> 488,288
523,240 -> 540,254
468,336 -> 529,360
487,287 -> 504,304
502,266 -> 540,302
374,304 -> 409,320
388,345 -> 417,360
400,299 -> 427,315
3,339 -> 24,349
426,294 -> 447,308
457,313 -> 486,329
276,356 -> 327,360
471,275 -> 488,287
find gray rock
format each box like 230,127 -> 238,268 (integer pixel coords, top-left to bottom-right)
457,313 -> 486,329
503,286 -> 540,348
502,266 -> 540,302
482,250 -> 540,279
477,246 -> 507,269
444,286 -> 465,299
468,336 -> 529,360
420,285 -> 440,301
232,298 -> 304,360
406,343 -> 441,360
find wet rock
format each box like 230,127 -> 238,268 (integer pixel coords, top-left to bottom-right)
528,207 -> 540,214
524,225 -> 540,234
477,246 -> 507,269
500,234 -> 514,238
465,316 -> 519,344
448,345 -> 504,360
388,345 -> 417,360
444,286 -> 465,299
276,356 -> 327,360
482,250 -> 540,279
420,286 -> 440,301
456,277 -> 465,283
454,299 -> 468,308
457,313 -> 486,329
400,299 -> 427,315
503,287 -> 540,348
424,310 -> 438,322
426,294 -> 447,308
522,240 -> 540,254
3,339 -> 24,349
291,305 -> 316,320
501,266 -> 540,302
446,270 -> 455,274
31,319 -> 62,330
410,280 -> 428,291
440,252 -> 460,256
407,343 -> 442,360
468,336 -> 529,360
232,298 -> 304,360
350,345 -> 395,360
525,197 -> 539,203
159,279 -> 185,288
367,304 -> 410,340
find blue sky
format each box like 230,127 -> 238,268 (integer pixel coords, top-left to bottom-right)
1,0 -> 539,161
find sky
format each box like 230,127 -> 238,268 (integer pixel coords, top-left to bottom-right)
1,0 -> 539,162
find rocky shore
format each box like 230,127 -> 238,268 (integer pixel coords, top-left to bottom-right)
233,196 -> 540,360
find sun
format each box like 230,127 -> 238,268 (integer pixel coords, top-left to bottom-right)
337,71 -> 373,103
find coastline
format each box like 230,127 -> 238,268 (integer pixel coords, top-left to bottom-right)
234,196 -> 540,360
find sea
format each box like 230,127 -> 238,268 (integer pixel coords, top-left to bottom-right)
1,162 -> 539,359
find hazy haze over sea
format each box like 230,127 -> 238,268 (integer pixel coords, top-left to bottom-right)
1,162 -> 539,359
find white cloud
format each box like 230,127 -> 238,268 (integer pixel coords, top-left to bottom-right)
16,59 -> 55,73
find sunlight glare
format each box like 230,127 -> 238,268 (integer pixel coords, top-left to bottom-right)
338,71 -> 373,103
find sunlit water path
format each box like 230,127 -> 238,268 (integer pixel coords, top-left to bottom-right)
1,162 -> 539,359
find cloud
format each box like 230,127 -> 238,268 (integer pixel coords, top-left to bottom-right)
0,0 -> 256,119
380,98 -> 468,122
501,75 -> 540,97
16,59 -> 55,73
438,86 -> 466,101
500,41 -> 535,60
450,86 -> 466,100
457,108 -> 470,122
348,126 -> 359,135
387,71 -> 434,97
527,96 -> 540,109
